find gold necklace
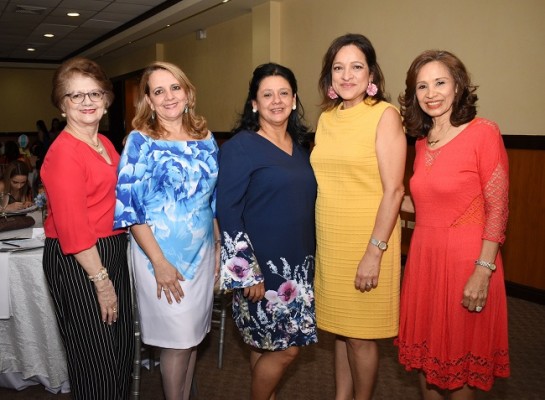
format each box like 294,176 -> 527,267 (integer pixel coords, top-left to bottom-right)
427,125 -> 452,147
71,129 -> 104,154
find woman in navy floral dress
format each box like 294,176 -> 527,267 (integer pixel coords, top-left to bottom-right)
217,63 -> 317,400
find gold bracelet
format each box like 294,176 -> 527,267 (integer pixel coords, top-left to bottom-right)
88,267 -> 109,282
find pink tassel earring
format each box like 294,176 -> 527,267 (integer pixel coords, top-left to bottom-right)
327,86 -> 339,100
366,82 -> 378,97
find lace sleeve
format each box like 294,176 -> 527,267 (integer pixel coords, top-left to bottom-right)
481,135 -> 509,244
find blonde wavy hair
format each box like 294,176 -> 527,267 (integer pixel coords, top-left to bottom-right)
132,61 -> 208,139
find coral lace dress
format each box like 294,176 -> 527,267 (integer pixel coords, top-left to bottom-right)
396,118 -> 510,390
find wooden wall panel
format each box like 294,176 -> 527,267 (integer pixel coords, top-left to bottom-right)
502,149 -> 545,289
401,139 -> 545,293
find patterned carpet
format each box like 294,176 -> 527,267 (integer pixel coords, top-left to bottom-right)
1,296 -> 543,399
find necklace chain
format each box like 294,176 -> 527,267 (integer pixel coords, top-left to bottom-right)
71,129 -> 104,154
427,125 -> 452,147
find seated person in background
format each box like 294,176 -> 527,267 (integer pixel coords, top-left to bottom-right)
0,160 -> 33,211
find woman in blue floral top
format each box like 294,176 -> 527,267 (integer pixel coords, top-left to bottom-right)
114,62 -> 219,400
217,63 -> 317,400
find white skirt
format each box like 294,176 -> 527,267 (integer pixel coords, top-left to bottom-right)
130,236 -> 215,349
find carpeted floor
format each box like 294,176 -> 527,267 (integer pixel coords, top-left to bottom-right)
1,295 -> 543,399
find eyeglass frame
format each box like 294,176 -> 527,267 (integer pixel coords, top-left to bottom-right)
63,90 -> 106,104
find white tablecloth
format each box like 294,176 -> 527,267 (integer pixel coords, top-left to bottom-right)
0,212 -> 70,393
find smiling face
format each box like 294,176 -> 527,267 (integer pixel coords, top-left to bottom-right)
331,44 -> 373,109
251,75 -> 295,129
62,74 -> 106,129
146,69 -> 188,122
415,60 -> 457,122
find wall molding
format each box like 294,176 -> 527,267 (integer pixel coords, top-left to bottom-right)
505,281 -> 545,305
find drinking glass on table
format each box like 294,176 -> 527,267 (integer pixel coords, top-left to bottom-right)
0,193 -> 9,218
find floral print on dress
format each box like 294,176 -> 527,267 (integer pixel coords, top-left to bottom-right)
220,231 -> 263,289
223,233 -> 317,350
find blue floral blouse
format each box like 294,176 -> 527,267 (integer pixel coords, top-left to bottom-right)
114,131 -> 218,279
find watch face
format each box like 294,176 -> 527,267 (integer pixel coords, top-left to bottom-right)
378,242 -> 388,250
489,263 -> 497,271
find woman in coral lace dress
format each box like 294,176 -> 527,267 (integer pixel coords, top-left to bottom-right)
396,50 -> 510,399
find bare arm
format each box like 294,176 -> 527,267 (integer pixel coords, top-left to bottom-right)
73,246 -> 118,324
355,107 -> 406,291
130,223 -> 185,304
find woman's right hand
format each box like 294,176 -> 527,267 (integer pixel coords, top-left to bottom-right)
94,278 -> 118,324
244,281 -> 265,302
153,258 -> 185,304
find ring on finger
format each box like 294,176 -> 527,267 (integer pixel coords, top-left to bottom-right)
112,307 -> 117,313
365,282 -> 372,288
163,288 -> 169,293
475,305 -> 483,312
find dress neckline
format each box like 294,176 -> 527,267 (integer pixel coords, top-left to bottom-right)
252,130 -> 294,157
424,118 -> 478,152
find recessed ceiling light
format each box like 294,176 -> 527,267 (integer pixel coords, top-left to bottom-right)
44,33 -> 54,38
27,48 -> 36,52
67,12 -> 80,17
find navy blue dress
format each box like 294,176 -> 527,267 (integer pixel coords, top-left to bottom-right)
217,130 -> 318,351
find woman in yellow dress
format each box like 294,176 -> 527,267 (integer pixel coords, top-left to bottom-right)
310,33 -> 406,400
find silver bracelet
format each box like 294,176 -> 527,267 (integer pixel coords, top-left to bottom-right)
474,259 -> 497,271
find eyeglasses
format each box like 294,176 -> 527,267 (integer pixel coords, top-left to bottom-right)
64,91 -> 105,104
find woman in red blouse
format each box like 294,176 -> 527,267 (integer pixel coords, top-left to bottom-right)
41,57 -> 134,399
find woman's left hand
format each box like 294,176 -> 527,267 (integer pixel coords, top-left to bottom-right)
355,250 -> 381,292
461,267 -> 491,312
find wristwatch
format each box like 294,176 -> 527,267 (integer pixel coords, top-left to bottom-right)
474,259 -> 497,271
369,237 -> 388,251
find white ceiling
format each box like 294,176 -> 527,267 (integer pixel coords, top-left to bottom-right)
0,0 -> 267,65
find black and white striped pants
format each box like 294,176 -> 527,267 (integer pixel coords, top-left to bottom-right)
43,234 -> 134,400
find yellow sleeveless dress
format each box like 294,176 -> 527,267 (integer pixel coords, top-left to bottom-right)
310,99 -> 401,339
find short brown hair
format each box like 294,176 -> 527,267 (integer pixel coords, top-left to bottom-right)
399,50 -> 478,138
132,61 -> 207,140
51,57 -> 114,110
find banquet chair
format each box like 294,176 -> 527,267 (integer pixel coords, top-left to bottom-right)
211,289 -> 232,369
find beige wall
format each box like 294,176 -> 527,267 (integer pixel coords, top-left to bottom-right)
0,68 -> 59,132
281,0 -> 545,134
163,13 -> 254,131
2,0 -> 544,135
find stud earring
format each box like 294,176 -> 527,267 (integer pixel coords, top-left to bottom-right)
61,112 -> 66,118
366,82 -> 378,97
252,108 -> 257,113
292,103 -> 297,111
103,109 -> 108,115
327,86 -> 339,100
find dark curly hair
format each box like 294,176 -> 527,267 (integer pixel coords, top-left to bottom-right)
233,63 -> 310,145
318,33 -> 389,111
399,50 -> 478,138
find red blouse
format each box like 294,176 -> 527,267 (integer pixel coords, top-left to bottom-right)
41,131 -> 125,254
